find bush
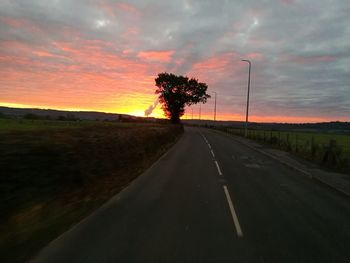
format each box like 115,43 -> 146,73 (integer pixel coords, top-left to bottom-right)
24,113 -> 40,120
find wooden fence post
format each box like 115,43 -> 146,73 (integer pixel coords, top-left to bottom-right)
323,139 -> 338,167
270,130 -> 272,144
278,131 -> 281,147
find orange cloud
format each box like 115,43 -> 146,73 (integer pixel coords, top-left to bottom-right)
137,50 -> 175,62
0,16 -> 42,35
0,38 -> 168,117
280,54 -> 337,64
189,51 -> 242,84
192,52 -> 241,71
123,27 -> 139,37
0,16 -> 26,28
247,52 -> 263,60
117,2 -> 140,16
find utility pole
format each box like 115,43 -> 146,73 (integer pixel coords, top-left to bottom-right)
241,59 -> 251,137
191,107 -> 193,120
213,91 -> 217,121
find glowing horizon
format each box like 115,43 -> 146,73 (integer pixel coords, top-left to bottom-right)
1,101 -> 346,124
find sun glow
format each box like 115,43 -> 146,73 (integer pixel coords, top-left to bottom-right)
0,101 -> 166,118
104,103 -> 165,118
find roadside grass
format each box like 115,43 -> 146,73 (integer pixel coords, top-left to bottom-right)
245,129 -> 350,157
0,120 -> 183,262
215,127 -> 350,173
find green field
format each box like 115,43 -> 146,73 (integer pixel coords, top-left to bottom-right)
246,129 -> 350,157
220,127 -> 350,172
0,118 -> 183,262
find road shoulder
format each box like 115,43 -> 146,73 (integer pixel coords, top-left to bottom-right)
209,128 -> 350,197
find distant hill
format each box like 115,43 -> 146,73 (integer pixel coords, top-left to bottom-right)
183,119 -> 350,134
1,106 -> 349,134
0,106 -> 157,122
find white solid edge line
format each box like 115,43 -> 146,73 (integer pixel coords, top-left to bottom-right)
202,136 -> 209,144
201,134 -> 211,149
223,185 -> 243,237
211,149 -> 215,158
200,133 -> 209,145
215,160 -> 223,176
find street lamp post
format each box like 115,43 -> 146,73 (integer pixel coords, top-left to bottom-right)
241,59 -> 251,137
213,91 -> 217,121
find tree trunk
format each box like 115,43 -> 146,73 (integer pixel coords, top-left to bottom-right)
170,114 -> 180,124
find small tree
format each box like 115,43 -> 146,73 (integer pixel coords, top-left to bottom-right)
155,72 -> 210,123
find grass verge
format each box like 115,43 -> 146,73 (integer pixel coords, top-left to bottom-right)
0,120 -> 183,262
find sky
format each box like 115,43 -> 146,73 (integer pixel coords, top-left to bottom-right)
0,0 -> 349,123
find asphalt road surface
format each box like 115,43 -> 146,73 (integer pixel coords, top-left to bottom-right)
33,127 -> 350,263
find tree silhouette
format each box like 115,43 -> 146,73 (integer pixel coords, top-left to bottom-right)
155,72 -> 210,124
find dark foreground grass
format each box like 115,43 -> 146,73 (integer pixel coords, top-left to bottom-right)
0,121 -> 183,262
0,118 -> 95,131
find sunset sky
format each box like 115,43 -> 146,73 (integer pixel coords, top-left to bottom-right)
1,0 -> 349,122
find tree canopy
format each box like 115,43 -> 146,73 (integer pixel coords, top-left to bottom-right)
155,72 -> 210,123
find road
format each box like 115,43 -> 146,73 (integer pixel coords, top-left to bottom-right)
33,127 -> 350,263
